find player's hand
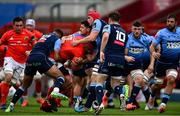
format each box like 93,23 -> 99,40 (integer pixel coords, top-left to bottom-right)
72,40 -> 79,46
152,52 -> 161,59
100,51 -> 105,63
125,55 -> 135,62
25,51 -> 31,56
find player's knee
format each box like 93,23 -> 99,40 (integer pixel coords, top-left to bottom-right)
166,69 -> 178,79
131,69 -> 144,84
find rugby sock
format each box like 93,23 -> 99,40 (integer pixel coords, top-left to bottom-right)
35,80 -> 41,96
128,84 -> 141,103
162,93 -> 170,104
85,84 -> 96,109
113,85 -> 123,95
82,86 -> 89,99
53,77 -> 65,92
95,84 -> 103,105
105,80 -> 113,97
142,86 -> 150,103
11,87 -> 25,104
0,82 -> 10,105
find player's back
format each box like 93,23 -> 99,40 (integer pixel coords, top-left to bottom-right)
106,24 -> 126,55
31,33 -> 59,56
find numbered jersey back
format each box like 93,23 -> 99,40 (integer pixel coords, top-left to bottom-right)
105,24 -> 127,55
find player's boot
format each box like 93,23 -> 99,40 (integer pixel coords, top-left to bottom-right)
36,98 -> 45,104
5,104 -> 14,112
40,100 -> 53,112
21,100 -> 29,107
126,103 -> 136,110
74,105 -> 86,113
50,91 -> 68,100
158,103 -> 166,113
94,103 -> 104,115
0,104 -> 6,111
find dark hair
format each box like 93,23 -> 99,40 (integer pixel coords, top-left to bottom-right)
132,21 -> 142,27
109,12 -> 120,22
54,28 -> 64,38
13,17 -> 24,24
167,14 -> 176,21
81,20 -> 92,29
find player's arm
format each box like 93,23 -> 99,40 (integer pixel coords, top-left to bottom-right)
0,31 -> 9,45
150,32 -> 161,59
124,38 -> 135,62
54,39 -> 62,61
73,20 -> 101,46
73,31 -> 99,46
100,25 -> 110,63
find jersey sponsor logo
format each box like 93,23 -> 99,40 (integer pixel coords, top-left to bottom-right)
167,41 -> 180,49
129,47 -> 144,54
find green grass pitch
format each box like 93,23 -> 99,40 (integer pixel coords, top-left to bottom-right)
0,97 -> 180,115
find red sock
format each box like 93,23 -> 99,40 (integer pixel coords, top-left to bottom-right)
47,87 -> 53,99
35,80 -> 41,93
0,82 -> 10,105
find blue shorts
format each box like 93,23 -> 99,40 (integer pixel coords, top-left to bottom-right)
155,60 -> 178,77
25,52 -> 54,76
98,61 -> 125,77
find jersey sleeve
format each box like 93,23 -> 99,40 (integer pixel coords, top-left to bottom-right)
92,19 -> 102,32
153,31 -> 162,45
0,31 -> 10,44
102,24 -> 111,34
125,34 -> 131,49
54,39 -> 62,51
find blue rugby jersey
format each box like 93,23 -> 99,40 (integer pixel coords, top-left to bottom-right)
153,27 -> 180,63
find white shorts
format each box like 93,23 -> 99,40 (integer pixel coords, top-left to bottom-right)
3,57 -> 25,81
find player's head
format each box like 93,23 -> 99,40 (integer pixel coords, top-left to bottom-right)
108,12 -> 120,24
79,20 -> 92,35
53,28 -> 64,38
87,10 -> 101,25
25,19 -> 36,31
166,14 -> 177,31
132,21 -> 142,38
13,17 -> 24,33
84,41 -> 97,62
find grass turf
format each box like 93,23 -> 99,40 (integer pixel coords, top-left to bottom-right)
0,97 -> 180,115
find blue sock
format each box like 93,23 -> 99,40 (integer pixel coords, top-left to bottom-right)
142,86 -> 150,103
12,87 -> 25,104
128,84 -> 141,103
85,83 -> 96,109
54,77 -> 65,90
162,93 -> 170,104
95,84 -> 103,105
114,85 -> 123,95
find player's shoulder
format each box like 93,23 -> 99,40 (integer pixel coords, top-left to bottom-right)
3,29 -> 14,35
176,27 -> 180,32
157,28 -> 168,35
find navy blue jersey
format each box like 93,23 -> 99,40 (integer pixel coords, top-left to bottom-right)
103,24 -> 127,65
31,33 -> 60,56
153,27 -> 180,63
